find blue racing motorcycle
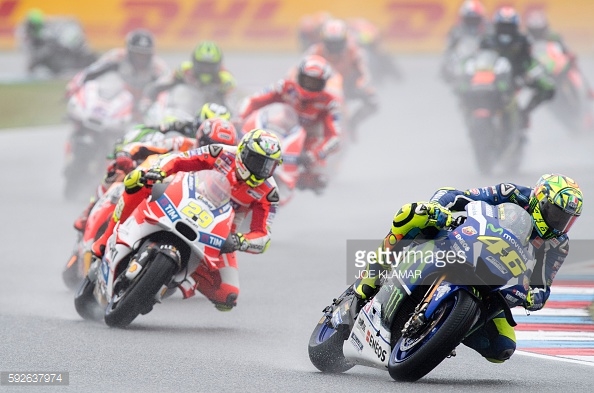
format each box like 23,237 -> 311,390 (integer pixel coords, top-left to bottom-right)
308,201 -> 535,381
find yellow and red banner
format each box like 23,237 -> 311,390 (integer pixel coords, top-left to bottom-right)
1,0 -> 593,52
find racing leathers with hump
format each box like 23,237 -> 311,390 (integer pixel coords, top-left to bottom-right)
66,29 -> 169,118
479,7 -> 555,129
144,41 -> 236,107
92,129 -> 283,310
239,55 -> 342,193
353,174 -> 583,363
306,18 -> 378,133
440,0 -> 487,84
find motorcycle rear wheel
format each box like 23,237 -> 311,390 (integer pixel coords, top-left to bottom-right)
104,254 -> 177,328
308,318 -> 355,374
388,290 -> 478,382
74,276 -> 104,321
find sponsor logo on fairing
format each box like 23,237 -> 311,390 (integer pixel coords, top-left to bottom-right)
512,288 -> 526,300
365,330 -> 387,362
453,231 -> 470,251
462,226 -> 477,236
350,333 -> 364,352
356,317 -> 367,334
157,196 -> 180,222
485,255 -> 508,274
198,232 -> 225,249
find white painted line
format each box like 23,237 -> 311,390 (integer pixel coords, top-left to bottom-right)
511,308 -> 590,317
516,331 -> 594,340
559,355 -> 594,362
551,287 -> 594,295
516,350 -> 594,367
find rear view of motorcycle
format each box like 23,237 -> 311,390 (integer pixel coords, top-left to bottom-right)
240,103 -> 307,206
309,201 -> 535,381
63,71 -> 134,200
533,40 -> 594,134
143,83 -> 207,126
458,49 -> 524,175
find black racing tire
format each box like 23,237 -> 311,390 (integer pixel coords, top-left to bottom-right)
104,254 -> 177,328
308,319 -> 354,374
62,256 -> 82,291
388,290 -> 478,382
469,117 -> 496,175
74,276 -> 103,321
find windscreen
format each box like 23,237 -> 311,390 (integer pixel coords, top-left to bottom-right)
497,203 -> 533,247
194,170 -> 231,209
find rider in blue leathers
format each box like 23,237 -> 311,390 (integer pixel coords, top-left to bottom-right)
354,174 -> 583,362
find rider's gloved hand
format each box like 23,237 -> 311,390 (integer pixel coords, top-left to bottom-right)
524,287 -> 547,311
143,167 -> 166,183
298,151 -> 316,168
417,201 -> 453,229
220,233 -> 247,254
123,169 -> 146,193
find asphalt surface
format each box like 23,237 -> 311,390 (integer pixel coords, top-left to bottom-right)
1,50 -> 594,392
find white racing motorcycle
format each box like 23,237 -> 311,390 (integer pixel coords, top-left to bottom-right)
74,169 -> 234,328
63,71 -> 134,200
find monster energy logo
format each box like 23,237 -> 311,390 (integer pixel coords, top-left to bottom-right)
384,286 -> 405,321
487,223 -> 503,235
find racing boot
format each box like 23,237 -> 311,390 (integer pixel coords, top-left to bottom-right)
213,294 -> 238,312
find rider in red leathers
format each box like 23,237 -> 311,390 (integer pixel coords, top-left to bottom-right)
238,55 -> 342,193
91,129 -> 283,310
306,18 -> 378,135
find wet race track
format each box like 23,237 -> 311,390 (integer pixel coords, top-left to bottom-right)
1,51 -> 594,392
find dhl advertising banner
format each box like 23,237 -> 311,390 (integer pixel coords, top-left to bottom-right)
1,0 -> 593,52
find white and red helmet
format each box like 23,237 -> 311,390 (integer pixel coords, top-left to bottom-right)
321,19 -> 349,54
195,118 -> 238,147
296,55 -> 332,100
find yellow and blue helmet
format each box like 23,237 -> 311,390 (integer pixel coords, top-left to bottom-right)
236,129 -> 282,187
529,174 -> 583,239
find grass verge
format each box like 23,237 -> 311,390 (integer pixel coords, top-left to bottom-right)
0,80 -> 67,128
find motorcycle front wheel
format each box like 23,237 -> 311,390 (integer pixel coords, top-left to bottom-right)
388,290 -> 478,382
104,253 -> 177,328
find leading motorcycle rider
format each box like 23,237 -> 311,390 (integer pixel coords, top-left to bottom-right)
353,174 -> 583,362
92,129 -> 283,311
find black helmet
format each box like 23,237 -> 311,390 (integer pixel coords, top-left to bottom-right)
126,29 -> 154,70
493,7 -> 520,45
